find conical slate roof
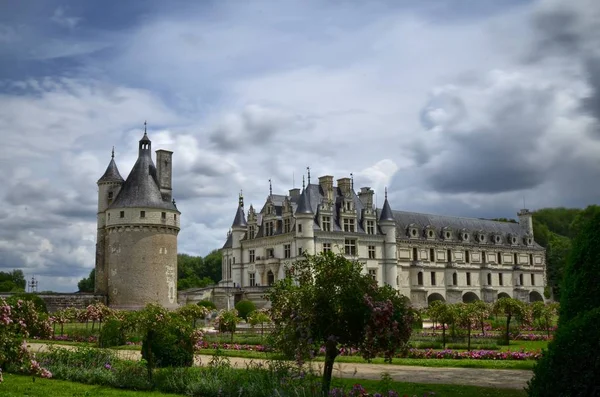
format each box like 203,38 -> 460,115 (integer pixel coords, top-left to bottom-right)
98,158 -> 124,184
295,188 -> 313,215
232,205 -> 247,228
379,198 -> 394,222
109,135 -> 177,211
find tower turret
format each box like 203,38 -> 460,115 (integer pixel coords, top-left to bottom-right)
230,192 -> 248,286
379,188 -> 397,287
295,178 -> 315,256
95,148 -> 124,295
100,127 -> 180,310
518,209 -> 534,236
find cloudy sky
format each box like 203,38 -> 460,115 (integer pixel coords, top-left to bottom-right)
1,0 -> 599,292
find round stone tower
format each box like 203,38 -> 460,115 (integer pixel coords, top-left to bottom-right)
96,130 -> 180,310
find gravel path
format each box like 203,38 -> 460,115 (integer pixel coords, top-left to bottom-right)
27,342 -> 531,390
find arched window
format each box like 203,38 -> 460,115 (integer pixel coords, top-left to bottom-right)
452,272 -> 457,286
267,270 -> 275,286
417,272 -> 423,286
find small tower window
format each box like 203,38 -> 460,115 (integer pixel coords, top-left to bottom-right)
120,211 -> 125,218
431,272 -> 436,286
429,248 -> 435,262
447,249 -> 452,262
140,211 -> 146,218
487,273 -> 492,285
161,212 -> 166,220
497,252 -> 502,264
417,272 -> 423,286
519,273 -> 524,286
298,224 -> 303,233
108,213 -> 111,221
530,254 -> 534,264
466,272 -> 471,286
465,250 -> 470,263
531,273 -> 535,286
499,273 -> 504,286
514,253 -> 518,265
174,214 -> 177,222
452,272 -> 457,286
108,191 -> 113,200
413,247 -> 418,260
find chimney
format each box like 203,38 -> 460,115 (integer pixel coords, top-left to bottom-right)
318,175 -> 334,202
156,150 -> 173,201
358,187 -> 374,209
289,188 -> 300,199
337,177 -> 352,195
518,209 -> 533,236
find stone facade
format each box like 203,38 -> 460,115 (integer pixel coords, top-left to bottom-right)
95,131 -> 180,310
220,175 -> 546,309
0,293 -> 106,313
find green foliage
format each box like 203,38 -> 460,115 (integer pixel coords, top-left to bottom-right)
141,316 -> 194,369
6,293 -> 48,314
248,310 -> 271,336
559,211 -> 600,323
493,298 -> 524,345
215,309 -> 240,341
197,300 -> 217,310
98,319 -> 125,348
177,250 -> 222,290
234,300 -> 256,320
268,251 -> 413,395
77,269 -> 95,293
0,270 -> 26,292
527,307 -> 600,397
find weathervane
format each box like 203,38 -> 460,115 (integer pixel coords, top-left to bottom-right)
269,179 -> 272,197
306,166 -> 311,185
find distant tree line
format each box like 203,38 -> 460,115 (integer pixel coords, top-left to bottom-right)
77,250 -> 223,292
0,269 -> 26,292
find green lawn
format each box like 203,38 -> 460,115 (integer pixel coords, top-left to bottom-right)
1,373 -> 527,397
0,374 -> 179,397
498,340 -> 548,351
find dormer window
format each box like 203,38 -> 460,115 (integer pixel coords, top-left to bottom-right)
322,216 -> 332,232
494,235 -> 502,244
462,232 -> 469,241
284,218 -> 291,233
366,220 -> 375,234
343,218 -> 355,232
410,228 -> 418,237
478,233 -> 486,243
526,237 -> 533,245
511,236 -> 518,245
425,228 -> 435,239
345,201 -> 352,211
443,229 -> 452,240
248,225 -> 255,239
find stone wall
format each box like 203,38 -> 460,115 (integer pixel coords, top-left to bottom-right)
0,293 -> 106,312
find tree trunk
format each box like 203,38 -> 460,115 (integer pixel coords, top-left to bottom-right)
505,314 -> 511,345
442,324 -> 446,349
481,317 -> 485,336
321,340 -> 339,396
60,323 -> 64,336
467,323 -> 471,351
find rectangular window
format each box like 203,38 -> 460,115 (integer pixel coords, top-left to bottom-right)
482,251 -> 487,263
249,273 -> 256,287
529,254 -> 534,265
344,238 -> 356,256
322,243 -> 331,253
366,220 -> 375,235
298,224 -> 303,233
108,213 -> 111,221
120,211 -> 125,218
465,250 -> 470,263
298,247 -> 303,256
466,272 -> 471,286
322,216 -> 332,232
284,218 -> 291,233
519,273 -> 524,286
174,214 -> 177,222
267,248 -> 274,258
249,250 -> 255,263
430,249 -> 435,262
447,249 -> 452,262
413,247 -> 418,260
368,245 -> 376,259
284,244 -> 291,259
531,273 -> 535,286
140,211 -> 146,218
161,212 -> 166,220
249,225 -> 255,239
108,191 -> 113,200
514,253 -> 518,265
368,269 -> 377,281
343,218 -> 355,232
499,273 -> 504,286
431,272 -> 436,286
265,222 -> 274,236
345,201 -> 352,211
497,252 -> 502,264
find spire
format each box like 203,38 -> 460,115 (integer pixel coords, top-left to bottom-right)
295,186 -> 313,215
307,166 -> 311,185
139,124 -> 151,156
379,187 -> 394,222
232,193 -> 247,228
302,175 -> 305,190
269,179 -> 272,197
144,120 -> 147,134
98,149 -> 124,184
350,172 -> 354,190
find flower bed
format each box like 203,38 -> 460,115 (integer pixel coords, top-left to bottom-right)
406,348 -> 541,360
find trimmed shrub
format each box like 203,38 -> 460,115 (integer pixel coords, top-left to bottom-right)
7,293 -> 48,313
141,320 -> 194,368
527,307 -> 600,396
234,300 -> 256,321
98,318 -> 125,348
197,300 -> 217,310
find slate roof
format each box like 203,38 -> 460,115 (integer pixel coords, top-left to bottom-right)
295,189 -> 313,214
379,198 -> 394,222
232,205 -> 247,227
98,158 -> 124,184
109,135 -> 177,211
222,232 -> 233,249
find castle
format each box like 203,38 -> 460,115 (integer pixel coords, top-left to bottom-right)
95,128 -> 180,309
220,174 -> 546,308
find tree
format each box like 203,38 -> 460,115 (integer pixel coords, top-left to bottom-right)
0,270 -> 26,292
234,299 -> 256,321
471,300 -> 491,336
455,303 -> 478,351
427,301 -> 455,348
531,302 -> 558,338
493,297 -> 524,345
215,309 -> 240,342
77,269 -> 95,292
248,309 -> 271,337
268,252 -> 413,395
